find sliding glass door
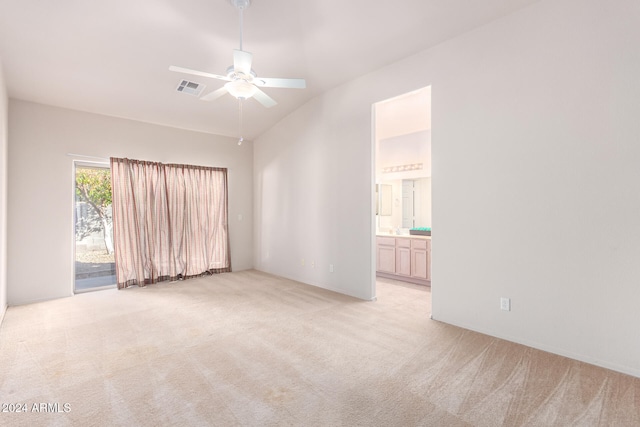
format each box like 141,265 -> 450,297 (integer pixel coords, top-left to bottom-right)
74,163 -> 116,292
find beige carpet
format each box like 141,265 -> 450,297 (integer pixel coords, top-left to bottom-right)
0,270 -> 638,426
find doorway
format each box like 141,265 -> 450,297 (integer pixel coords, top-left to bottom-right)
73,162 -> 116,292
372,86 -> 432,297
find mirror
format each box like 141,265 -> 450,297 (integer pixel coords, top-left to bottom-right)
376,184 -> 392,216
402,178 -> 431,228
377,178 -> 431,232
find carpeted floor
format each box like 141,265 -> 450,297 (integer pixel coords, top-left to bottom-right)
0,270 -> 639,426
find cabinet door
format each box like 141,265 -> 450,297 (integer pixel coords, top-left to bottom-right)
377,245 -> 396,273
396,247 -> 411,276
411,249 -> 429,279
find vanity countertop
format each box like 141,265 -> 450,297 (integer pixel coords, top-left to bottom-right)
376,232 -> 432,240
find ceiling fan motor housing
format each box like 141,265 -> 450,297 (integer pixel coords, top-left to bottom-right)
225,65 -> 256,81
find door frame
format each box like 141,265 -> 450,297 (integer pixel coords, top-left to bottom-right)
370,86 -> 432,301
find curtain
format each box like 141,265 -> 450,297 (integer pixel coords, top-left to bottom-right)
110,158 -> 231,289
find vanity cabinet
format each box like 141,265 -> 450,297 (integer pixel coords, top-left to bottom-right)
376,237 -> 396,274
376,235 -> 431,285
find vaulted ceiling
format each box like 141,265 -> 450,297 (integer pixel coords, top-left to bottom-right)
0,0 -> 539,139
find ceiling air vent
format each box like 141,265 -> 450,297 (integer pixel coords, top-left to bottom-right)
176,80 -> 205,96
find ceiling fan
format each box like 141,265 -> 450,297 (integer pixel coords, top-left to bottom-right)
169,0 -> 306,108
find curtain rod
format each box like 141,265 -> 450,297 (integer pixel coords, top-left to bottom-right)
66,153 -> 110,162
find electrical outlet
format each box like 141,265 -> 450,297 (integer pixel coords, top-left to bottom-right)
311,261 -> 315,268
329,264 -> 334,273
301,258 -> 305,266
500,297 -> 511,311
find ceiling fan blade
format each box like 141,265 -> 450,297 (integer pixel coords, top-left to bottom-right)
254,77 -> 306,89
169,65 -> 229,81
200,87 -> 228,102
233,50 -> 253,75
252,87 -> 277,108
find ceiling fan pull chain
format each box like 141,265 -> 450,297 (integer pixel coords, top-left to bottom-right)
238,98 -> 244,145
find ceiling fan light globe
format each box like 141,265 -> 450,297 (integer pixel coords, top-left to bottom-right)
225,80 -> 257,99
230,0 -> 251,10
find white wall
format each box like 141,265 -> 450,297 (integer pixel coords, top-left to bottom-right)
8,100 -> 253,305
0,58 -> 8,323
378,131 -> 431,179
254,86 -> 376,299
254,0 -> 640,377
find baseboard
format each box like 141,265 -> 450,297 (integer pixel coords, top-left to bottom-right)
376,271 -> 431,287
8,292 -> 74,307
432,315 -> 640,379
254,269 -> 374,301
0,304 -> 6,327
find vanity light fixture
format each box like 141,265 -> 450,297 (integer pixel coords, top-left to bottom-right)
382,163 -> 423,173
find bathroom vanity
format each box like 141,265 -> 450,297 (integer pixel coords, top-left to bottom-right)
376,233 -> 431,286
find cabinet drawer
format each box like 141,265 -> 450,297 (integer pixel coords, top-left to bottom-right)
376,236 -> 396,246
396,238 -> 411,248
411,239 -> 430,250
